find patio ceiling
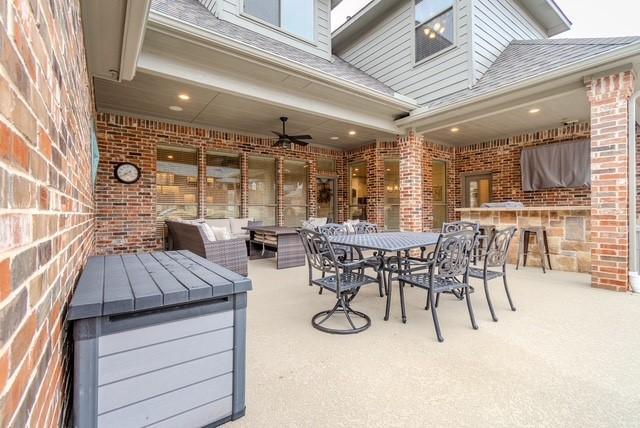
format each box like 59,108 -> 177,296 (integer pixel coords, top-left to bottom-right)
94,71 -> 396,149
422,87 -> 591,146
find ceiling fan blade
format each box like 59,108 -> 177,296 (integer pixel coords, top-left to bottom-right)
288,134 -> 312,140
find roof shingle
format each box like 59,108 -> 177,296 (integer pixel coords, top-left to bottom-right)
150,0 -> 395,96
422,37 -> 640,111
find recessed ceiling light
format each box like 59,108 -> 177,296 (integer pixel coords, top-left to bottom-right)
178,94 -> 190,100
386,168 -> 391,172
529,108 -> 541,114
354,168 -> 359,172
169,105 -> 183,111
348,130 -> 356,136
330,136 -> 339,140
167,155 -> 174,159
450,127 -> 459,133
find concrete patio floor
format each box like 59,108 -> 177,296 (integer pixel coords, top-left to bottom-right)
230,259 -> 640,427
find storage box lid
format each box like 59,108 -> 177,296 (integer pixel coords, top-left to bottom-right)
68,251 -> 251,321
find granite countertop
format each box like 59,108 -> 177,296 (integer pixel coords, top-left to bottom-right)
455,206 -> 591,212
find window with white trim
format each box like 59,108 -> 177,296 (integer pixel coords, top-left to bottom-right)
244,0 -> 314,40
415,0 -> 455,62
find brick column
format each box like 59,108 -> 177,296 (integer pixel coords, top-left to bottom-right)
276,157 -> 284,226
197,147 -> 207,218
307,160 -> 318,218
587,71 -> 635,291
399,132 -> 424,232
240,152 -> 249,218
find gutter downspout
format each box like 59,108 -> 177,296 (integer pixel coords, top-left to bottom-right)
628,89 -> 640,292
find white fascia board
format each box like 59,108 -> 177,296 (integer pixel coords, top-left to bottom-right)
147,11 -> 417,111
119,0 -> 152,81
137,50 -> 401,135
397,42 -> 640,127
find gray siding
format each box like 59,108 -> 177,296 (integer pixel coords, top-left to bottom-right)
199,0 -> 218,15
219,0 -> 332,59
334,0 -> 471,105
472,0 -> 546,81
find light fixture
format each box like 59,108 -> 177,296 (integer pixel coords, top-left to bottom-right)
450,127 -> 460,133
352,173 -> 356,176
354,168 -> 359,172
167,155 -> 174,159
529,108 -> 541,114
178,93 -> 190,100
169,105 -> 183,111
386,168 -> 391,172
429,32 -> 436,39
424,28 -> 431,36
348,130 -> 356,136
330,136 -> 339,140
434,22 -> 441,31
439,27 -> 445,34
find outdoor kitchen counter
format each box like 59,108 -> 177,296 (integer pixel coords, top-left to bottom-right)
455,206 -> 591,273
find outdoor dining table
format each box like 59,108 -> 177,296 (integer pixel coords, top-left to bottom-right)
329,232 -> 440,322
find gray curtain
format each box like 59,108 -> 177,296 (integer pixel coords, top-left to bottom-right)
521,139 -> 591,191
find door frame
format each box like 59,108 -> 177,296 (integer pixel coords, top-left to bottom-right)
432,159 -> 448,229
460,171 -> 493,207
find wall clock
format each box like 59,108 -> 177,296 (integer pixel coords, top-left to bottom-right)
114,162 -> 141,184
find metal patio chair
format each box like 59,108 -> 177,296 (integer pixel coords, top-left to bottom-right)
318,223 -> 384,297
468,226 -> 517,321
391,229 -> 479,342
354,222 -> 379,234
299,229 -> 381,334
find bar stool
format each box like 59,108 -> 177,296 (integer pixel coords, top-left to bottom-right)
516,226 -> 552,273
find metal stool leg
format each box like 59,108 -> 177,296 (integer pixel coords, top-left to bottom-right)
543,230 -> 552,270
522,230 -> 530,267
536,229 -> 546,274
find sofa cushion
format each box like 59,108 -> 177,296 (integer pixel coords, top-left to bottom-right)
201,223 -> 217,242
309,217 -> 327,226
205,219 -> 231,232
210,226 -> 232,241
232,233 -> 250,241
229,218 -> 250,235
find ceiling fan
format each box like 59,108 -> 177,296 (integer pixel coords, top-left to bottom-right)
272,117 -> 312,148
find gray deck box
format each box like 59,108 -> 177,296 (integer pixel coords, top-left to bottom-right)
68,250 -> 251,428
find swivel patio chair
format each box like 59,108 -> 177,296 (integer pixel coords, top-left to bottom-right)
299,229 -> 381,334
318,223 -> 384,297
468,226 -> 517,321
391,229 -> 479,342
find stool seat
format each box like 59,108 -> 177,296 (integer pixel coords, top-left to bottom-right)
516,226 -> 552,273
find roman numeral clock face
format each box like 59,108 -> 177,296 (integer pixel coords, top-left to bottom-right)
114,162 -> 141,184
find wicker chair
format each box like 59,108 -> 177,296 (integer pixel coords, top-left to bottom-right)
299,229 -> 381,334
468,226 -> 517,321
390,230 -> 479,342
166,220 -> 248,276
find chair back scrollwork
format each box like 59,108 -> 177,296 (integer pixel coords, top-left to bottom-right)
485,226 -> 516,268
441,221 -> 480,234
432,230 -> 477,279
354,222 -> 379,234
318,223 -> 349,236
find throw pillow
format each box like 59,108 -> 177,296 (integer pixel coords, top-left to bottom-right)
211,226 -> 232,241
201,223 -> 217,242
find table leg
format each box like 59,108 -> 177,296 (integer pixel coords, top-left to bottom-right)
384,250 -> 402,322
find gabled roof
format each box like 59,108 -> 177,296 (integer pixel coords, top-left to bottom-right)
150,0 -> 396,96
420,37 -> 640,112
333,0 -> 571,48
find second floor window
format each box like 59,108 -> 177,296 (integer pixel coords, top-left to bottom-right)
415,0 -> 454,62
244,0 -> 314,41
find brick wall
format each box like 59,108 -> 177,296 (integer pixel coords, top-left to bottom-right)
453,123 -> 592,211
95,113 -> 344,254
0,1 -> 94,427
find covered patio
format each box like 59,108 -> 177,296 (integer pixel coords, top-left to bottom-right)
233,258 -> 640,427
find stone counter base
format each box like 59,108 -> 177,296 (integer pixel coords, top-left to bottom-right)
460,209 -> 591,273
